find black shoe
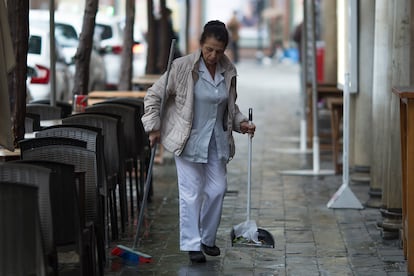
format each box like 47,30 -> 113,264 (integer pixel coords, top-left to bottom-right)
201,243 -> 220,256
188,251 -> 206,263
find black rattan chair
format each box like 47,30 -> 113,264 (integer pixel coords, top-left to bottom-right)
12,160 -> 98,276
29,99 -> 73,118
0,181 -> 47,276
25,112 -> 42,133
35,125 -> 106,196
63,112 -> 123,240
86,103 -> 138,225
20,145 -> 104,275
94,98 -> 151,213
34,125 -> 108,249
0,163 -> 56,274
27,103 -> 63,120
19,136 -> 87,153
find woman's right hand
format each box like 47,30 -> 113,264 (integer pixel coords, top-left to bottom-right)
148,130 -> 161,147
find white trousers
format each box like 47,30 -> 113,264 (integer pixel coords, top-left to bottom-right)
174,148 -> 227,251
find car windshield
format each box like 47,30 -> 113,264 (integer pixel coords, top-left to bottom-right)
55,23 -> 78,48
28,35 -> 42,55
95,21 -> 124,41
95,24 -> 113,40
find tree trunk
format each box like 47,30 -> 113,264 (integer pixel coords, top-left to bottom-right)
73,0 -> 98,96
118,0 -> 135,91
146,0 -> 157,74
7,0 -> 29,146
185,0 -> 190,54
158,0 -> 169,73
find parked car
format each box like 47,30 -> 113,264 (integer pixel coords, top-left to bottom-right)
27,25 -> 72,102
51,11 -> 107,92
95,15 -> 147,89
29,10 -> 107,97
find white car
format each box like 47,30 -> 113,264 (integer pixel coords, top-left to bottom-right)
95,15 -> 147,89
52,11 -> 107,92
27,25 -> 72,102
29,10 -> 107,94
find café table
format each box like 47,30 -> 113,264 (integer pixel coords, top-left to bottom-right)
0,148 -> 20,162
40,119 -> 63,128
87,91 -> 147,105
132,74 -> 161,90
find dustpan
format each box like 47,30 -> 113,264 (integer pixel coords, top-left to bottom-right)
231,108 -> 275,248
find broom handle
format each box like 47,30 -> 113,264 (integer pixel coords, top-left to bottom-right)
133,39 -> 176,250
247,108 -> 253,221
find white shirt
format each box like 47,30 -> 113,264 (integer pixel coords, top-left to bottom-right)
181,58 -> 229,163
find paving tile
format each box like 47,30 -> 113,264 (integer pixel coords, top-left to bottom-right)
286,229 -> 314,243
286,256 -> 319,275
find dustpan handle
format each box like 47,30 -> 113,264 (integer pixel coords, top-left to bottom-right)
247,108 -> 253,221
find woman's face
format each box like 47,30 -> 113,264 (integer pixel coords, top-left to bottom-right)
201,36 -> 225,66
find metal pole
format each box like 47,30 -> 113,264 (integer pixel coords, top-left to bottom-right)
309,0 -> 320,173
326,73 -> 363,209
246,108 -> 253,222
49,0 -> 56,106
342,73 -> 350,185
300,2 -> 308,152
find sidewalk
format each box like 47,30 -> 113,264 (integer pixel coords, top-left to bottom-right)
106,58 -> 407,275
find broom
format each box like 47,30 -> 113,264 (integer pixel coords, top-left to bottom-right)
111,39 -> 176,264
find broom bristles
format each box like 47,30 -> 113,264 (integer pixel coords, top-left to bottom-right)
111,244 -> 153,264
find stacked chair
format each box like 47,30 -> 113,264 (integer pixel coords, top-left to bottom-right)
29,99 -> 73,118
10,96 -> 151,276
26,103 -> 63,121
62,112 -> 124,241
34,125 -> 109,246
25,102 -> 65,135
85,103 -> 139,229
0,164 -> 49,276
20,136 -> 87,150
95,98 -> 151,213
13,160 -> 98,275
18,136 -> 105,276
25,112 -> 42,133
0,161 -> 100,275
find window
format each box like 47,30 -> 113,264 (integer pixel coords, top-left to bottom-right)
28,35 -> 42,55
55,23 -> 78,48
95,24 -> 113,40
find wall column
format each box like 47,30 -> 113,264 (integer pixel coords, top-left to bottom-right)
382,0 -> 410,239
349,0 -> 374,185
370,1 -> 392,212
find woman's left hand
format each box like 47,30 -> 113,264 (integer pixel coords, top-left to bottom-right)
240,121 -> 256,136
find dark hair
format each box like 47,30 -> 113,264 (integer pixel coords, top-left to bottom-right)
200,20 -> 229,48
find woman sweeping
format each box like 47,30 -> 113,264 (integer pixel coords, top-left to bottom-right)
142,20 -> 256,263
